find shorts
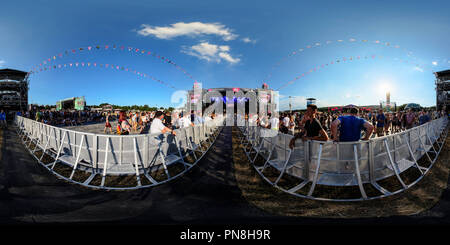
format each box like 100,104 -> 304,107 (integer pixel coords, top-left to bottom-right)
376,127 -> 384,136
105,122 -> 111,128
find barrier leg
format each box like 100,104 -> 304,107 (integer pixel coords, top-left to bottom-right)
417,134 -> 434,164
51,131 -> 67,170
158,143 -> 171,179
353,144 -> 367,199
101,138 -> 110,187
133,138 -> 142,187
259,142 -> 276,173
69,135 -> 85,180
274,149 -> 292,185
404,134 -> 424,175
307,144 -> 323,197
384,139 -> 407,189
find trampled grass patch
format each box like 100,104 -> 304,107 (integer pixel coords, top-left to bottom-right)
232,126 -> 450,218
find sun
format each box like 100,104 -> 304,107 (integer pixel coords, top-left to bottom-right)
379,82 -> 393,94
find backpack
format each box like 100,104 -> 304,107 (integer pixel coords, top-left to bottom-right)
116,124 -> 122,135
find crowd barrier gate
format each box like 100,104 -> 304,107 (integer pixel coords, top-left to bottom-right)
15,116 -> 224,190
238,117 -> 448,201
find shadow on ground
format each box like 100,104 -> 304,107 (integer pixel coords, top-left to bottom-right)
0,124 -> 449,224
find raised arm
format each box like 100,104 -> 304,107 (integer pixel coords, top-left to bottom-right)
312,128 -> 329,141
362,121 -> 374,140
330,119 -> 340,141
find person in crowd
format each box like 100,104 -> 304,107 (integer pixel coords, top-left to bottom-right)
164,111 -> 172,128
405,109 -> 416,129
150,111 -> 177,136
392,112 -> 400,133
268,112 -> 280,131
288,115 -> 296,135
176,112 -> 193,128
418,110 -> 430,125
330,106 -> 374,142
118,111 -> 131,135
289,104 -> 329,149
35,110 -> 42,122
281,113 -> 290,134
384,112 -> 392,135
141,112 -> 148,128
0,110 -> 7,128
103,112 -> 113,134
131,112 -> 138,132
192,111 -> 204,125
259,114 -> 269,128
376,109 -> 385,137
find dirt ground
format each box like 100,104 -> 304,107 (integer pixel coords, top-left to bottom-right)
232,126 -> 450,218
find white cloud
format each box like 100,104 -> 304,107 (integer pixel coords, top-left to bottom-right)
182,42 -> 240,64
218,52 -> 240,64
432,61 -> 438,66
242,37 -> 256,44
137,22 -> 238,41
0,60 -> 5,67
414,66 -> 424,72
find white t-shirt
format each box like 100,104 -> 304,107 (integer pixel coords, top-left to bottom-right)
283,117 -> 290,127
269,117 -> 279,130
177,117 -> 191,128
150,118 -> 166,135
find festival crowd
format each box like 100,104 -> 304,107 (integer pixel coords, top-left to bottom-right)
20,108 -> 219,136
14,105 -> 447,142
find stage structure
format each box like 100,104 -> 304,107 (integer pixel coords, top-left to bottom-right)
186,82 -> 278,117
435,69 -> 450,113
56,96 -> 86,111
0,68 -> 29,112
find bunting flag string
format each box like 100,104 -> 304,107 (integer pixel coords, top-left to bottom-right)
30,44 -> 198,84
29,61 -> 176,90
275,53 -> 432,91
265,38 -> 425,83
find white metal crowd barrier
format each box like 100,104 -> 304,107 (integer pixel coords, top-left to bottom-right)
238,117 -> 448,201
15,115 -> 224,190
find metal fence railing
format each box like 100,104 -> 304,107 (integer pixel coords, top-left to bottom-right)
15,115 -> 224,190
238,116 -> 448,201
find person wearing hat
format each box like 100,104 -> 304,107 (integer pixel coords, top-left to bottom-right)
330,106 -> 374,142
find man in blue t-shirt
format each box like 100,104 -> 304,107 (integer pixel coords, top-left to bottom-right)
418,110 -> 430,125
0,110 -> 7,128
331,107 -> 374,142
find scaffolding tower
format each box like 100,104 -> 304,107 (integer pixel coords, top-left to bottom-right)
435,69 -> 450,113
0,68 -> 29,112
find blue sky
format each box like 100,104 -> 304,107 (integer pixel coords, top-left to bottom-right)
0,0 -> 449,109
